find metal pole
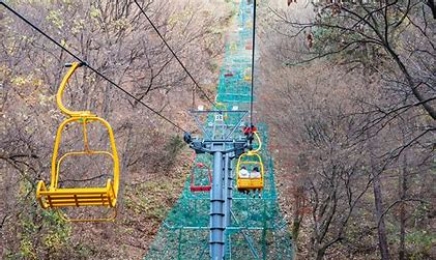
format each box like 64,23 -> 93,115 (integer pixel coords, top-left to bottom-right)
186,111 -> 248,260
223,154 -> 231,229
222,153 -> 232,258
228,158 -> 234,226
210,149 -> 225,260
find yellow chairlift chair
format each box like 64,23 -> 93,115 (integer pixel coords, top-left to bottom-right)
236,132 -> 264,192
36,62 -> 120,222
244,67 -> 251,82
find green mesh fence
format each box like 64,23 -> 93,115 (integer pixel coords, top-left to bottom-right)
145,1 -> 293,259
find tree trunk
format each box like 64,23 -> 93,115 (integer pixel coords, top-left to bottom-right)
368,130 -> 390,260
373,172 -> 390,260
399,148 -> 408,260
399,180 -> 406,260
292,185 -> 305,241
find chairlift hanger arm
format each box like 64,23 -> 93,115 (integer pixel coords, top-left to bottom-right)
187,110 -> 249,141
188,110 -> 249,114
56,62 -> 94,117
187,139 -> 247,155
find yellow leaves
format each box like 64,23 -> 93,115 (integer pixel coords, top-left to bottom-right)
46,10 -> 63,30
11,76 -> 28,87
168,9 -> 194,28
90,6 -> 101,19
85,75 -> 96,84
20,35 -> 36,45
113,18 -> 130,31
61,0 -> 72,5
11,73 -> 44,88
38,92 -> 54,106
60,38 -> 68,48
32,78 -> 43,87
71,19 -> 85,35
24,125 -> 35,135
0,65 -> 11,78
19,239 -> 37,260
0,14 -> 14,30
10,74 -> 48,111
43,226 -> 71,252
168,14 -> 179,27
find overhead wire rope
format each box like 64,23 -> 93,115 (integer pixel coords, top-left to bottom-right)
133,1 -> 237,133
0,1 -> 188,133
250,0 -> 257,127
133,0 -> 215,107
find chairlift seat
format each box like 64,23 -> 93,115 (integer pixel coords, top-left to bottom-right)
36,62 -> 120,222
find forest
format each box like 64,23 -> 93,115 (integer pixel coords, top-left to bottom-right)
0,0 -> 435,259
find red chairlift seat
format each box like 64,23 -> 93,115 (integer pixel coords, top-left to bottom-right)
224,72 -> 234,77
190,162 -> 212,192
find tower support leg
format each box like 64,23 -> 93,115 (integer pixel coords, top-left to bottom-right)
210,150 -> 225,260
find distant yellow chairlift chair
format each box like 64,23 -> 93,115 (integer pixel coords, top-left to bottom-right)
36,62 -> 120,222
229,42 -> 237,54
244,67 -> 252,82
236,132 -> 264,192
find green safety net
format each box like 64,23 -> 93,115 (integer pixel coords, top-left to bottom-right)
144,1 -> 293,259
